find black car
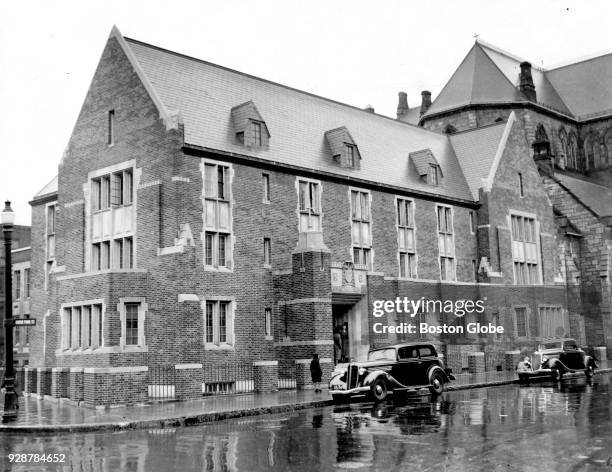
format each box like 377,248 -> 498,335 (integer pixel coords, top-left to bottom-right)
329,343 -> 454,402
518,338 -> 597,381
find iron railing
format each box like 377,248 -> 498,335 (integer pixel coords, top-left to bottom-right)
202,362 -> 254,395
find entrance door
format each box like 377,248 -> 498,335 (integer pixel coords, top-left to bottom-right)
333,304 -> 351,363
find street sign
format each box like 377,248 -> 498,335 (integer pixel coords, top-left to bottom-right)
14,318 -> 36,326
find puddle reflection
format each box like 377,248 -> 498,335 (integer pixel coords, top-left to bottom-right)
2,375 -> 612,471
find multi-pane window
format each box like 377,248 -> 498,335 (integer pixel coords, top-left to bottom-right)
24,268 -> 30,298
125,303 -> 139,346
428,165 -> 440,185
46,204 -> 56,285
346,144 -> 355,167
397,198 -> 416,278
515,307 -> 528,337
298,180 -> 321,232
61,302 -> 104,350
203,163 -> 232,269
262,173 -> 270,203
263,238 -> 271,266
437,206 -> 455,281
204,300 -> 233,346
539,306 -> 568,338
511,214 -> 539,284
253,121 -> 262,147
14,270 -> 20,300
469,211 -> 475,233
91,167 -> 134,271
265,308 -> 272,338
351,190 -> 372,268
518,173 -> 524,197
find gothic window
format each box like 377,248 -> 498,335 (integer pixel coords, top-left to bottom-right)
533,124 -> 550,157
558,128 -> 568,168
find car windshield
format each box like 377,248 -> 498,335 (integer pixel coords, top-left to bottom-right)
564,341 -> 578,349
541,342 -> 562,350
367,348 -> 396,361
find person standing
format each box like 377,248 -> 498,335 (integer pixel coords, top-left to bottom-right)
333,327 -> 343,365
310,353 -> 323,393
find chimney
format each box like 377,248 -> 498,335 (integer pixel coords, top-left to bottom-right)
420,90 -> 432,115
396,91 -> 409,119
519,61 -> 537,102
364,104 -> 375,113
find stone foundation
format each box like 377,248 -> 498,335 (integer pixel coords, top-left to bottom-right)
69,367 -> 84,402
253,361 -> 278,393
51,367 -> 70,399
37,367 -> 52,396
83,366 -> 148,407
175,364 -> 204,400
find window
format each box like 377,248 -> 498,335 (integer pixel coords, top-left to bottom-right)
511,214 -> 539,285
265,308 -> 272,338
253,121 -> 262,147
263,238 -> 271,267
24,268 -> 30,298
518,173 -> 524,197
108,110 -> 115,146
515,307 -> 528,337
472,260 -> 478,282
61,302 -> 104,350
539,306 -> 568,338
46,204 -> 56,285
351,190 -> 372,269
203,162 -> 232,269
346,144 -> 355,167
119,298 -> 146,349
262,173 -> 270,203
298,179 -> 321,232
469,211 -> 475,233
125,303 -> 139,346
90,166 -> 134,271
397,198 -> 416,278
204,300 -> 233,347
14,270 -> 20,300
437,206 -> 455,281
428,165 -> 440,185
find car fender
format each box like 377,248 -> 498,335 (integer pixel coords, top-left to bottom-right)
427,365 -> 450,383
547,358 -> 570,372
363,370 -> 404,389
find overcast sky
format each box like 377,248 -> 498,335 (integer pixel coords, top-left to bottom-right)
1,0 -> 611,224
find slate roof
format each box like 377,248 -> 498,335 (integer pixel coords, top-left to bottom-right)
121,33 -> 475,202
449,122 -> 507,200
424,39 -> 612,121
34,175 -> 58,198
554,173 -> 612,218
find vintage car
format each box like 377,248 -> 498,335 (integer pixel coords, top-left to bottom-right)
517,338 -> 597,381
329,343 -> 454,402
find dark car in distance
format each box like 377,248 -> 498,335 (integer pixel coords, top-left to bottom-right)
329,343 -> 454,402
518,338 -> 597,381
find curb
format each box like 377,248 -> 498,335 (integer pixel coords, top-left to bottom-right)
2,368 -> 610,434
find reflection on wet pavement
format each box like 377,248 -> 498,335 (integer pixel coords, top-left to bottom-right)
2,374 -> 612,472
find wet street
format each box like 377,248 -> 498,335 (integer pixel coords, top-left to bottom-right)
2,374 -> 612,472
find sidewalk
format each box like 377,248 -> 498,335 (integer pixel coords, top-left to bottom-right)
1,366 -> 610,433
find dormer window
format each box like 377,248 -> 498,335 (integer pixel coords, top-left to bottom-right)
346,144 -> 355,167
427,164 -> 440,185
409,148 -> 443,186
325,127 -> 361,169
230,101 -> 270,149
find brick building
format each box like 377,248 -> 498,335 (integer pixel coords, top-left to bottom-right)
0,225 -> 31,367
24,29 -> 611,405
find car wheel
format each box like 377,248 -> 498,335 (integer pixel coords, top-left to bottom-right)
551,367 -> 563,381
371,378 -> 388,402
429,371 -> 445,395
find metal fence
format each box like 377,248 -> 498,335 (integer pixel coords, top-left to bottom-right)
278,362 -> 296,390
148,365 -> 177,400
202,362 -> 255,395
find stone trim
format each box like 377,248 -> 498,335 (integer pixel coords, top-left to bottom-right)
69,367 -> 84,373
51,367 -> 71,372
138,180 -> 162,189
295,358 -> 333,364
482,111 -> 516,192
253,360 -> 278,366
278,298 -> 332,306
175,363 -> 203,370
178,294 -> 200,303
274,340 -> 333,347
64,200 -> 85,208
158,245 -> 185,256
57,269 -> 147,281
83,366 -> 148,374
171,176 -> 191,182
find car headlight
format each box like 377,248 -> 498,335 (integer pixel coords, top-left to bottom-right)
358,368 -> 367,376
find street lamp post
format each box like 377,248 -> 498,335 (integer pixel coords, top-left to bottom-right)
2,201 -> 17,423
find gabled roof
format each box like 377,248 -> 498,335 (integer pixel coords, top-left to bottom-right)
409,149 -> 441,176
324,126 -> 360,158
112,28 -> 474,202
554,173 -> 612,218
448,116 -> 513,199
34,175 -> 58,198
424,39 -> 612,121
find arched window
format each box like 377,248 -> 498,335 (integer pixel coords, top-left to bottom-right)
443,124 -> 457,135
603,128 -> 612,167
533,124 -> 550,157
535,124 -> 549,143
568,132 -> 578,169
558,128 -> 568,168
584,134 -> 595,170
